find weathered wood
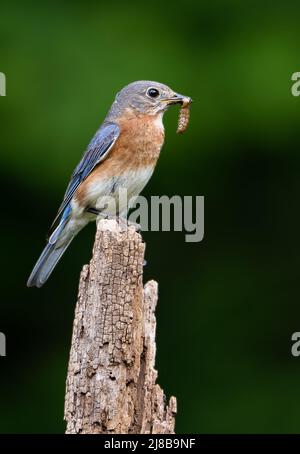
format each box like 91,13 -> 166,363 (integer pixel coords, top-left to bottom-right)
64,219 -> 176,434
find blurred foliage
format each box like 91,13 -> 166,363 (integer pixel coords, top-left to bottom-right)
1,0 -> 300,433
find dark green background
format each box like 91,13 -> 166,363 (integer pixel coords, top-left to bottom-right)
1,0 -> 300,433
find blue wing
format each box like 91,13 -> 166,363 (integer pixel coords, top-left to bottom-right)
48,121 -> 120,239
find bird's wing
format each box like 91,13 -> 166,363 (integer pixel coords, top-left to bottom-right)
48,121 -> 120,238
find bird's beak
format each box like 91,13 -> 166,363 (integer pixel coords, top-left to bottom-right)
164,93 -> 192,106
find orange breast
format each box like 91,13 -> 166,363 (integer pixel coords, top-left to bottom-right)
75,111 -> 165,205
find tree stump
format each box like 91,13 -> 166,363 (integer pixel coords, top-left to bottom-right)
64,219 -> 176,434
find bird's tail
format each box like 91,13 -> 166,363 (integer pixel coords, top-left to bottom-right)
27,235 -> 74,288
27,209 -> 75,288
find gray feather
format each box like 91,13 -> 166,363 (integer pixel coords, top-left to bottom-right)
27,237 -> 73,288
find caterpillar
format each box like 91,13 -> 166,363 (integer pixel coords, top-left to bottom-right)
177,100 -> 190,134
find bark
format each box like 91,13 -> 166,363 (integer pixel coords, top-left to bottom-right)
64,219 -> 176,434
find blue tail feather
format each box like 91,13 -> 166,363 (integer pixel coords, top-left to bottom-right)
27,207 -> 73,288
27,239 -> 73,288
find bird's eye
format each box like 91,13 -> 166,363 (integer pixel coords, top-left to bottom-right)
146,87 -> 160,98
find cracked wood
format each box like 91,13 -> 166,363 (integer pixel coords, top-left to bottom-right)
64,219 -> 176,434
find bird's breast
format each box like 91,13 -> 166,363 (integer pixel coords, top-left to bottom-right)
75,112 -> 164,209
115,111 -> 165,166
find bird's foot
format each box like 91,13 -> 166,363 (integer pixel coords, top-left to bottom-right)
87,208 -> 141,232
86,207 -> 101,216
126,219 -> 142,231
117,216 -> 141,232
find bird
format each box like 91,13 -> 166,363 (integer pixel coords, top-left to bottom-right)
27,80 -> 192,288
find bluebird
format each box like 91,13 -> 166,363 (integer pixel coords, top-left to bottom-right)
27,81 -> 192,288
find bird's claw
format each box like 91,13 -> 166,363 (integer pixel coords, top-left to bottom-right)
88,208 -> 141,232
117,217 -> 141,232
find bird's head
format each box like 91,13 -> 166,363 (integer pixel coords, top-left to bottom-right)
109,80 -> 192,117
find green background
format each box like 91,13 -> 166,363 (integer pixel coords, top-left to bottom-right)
1,0 -> 300,433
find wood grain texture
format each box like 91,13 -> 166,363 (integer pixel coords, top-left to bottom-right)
64,219 -> 176,434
